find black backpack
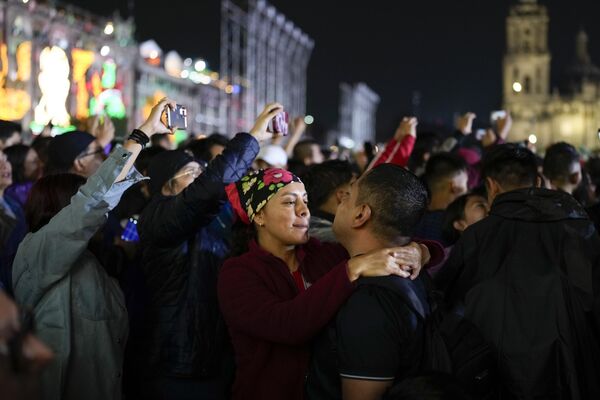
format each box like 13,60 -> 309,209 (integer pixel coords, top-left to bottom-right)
361,276 -> 498,398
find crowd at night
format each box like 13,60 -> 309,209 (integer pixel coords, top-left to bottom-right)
1,0 -> 600,399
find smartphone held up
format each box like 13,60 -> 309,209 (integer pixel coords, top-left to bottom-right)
164,104 -> 188,131
490,110 -> 507,123
268,111 -> 289,136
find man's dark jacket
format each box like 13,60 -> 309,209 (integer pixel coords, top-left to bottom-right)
436,188 -> 600,399
135,133 -> 259,378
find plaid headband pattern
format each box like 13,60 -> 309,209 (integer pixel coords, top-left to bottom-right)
226,168 -> 302,224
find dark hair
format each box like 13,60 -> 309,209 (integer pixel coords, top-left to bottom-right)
442,186 -> 487,245
383,373 -> 470,400
135,146 -> 165,175
585,156 -> 600,197
292,139 -> 320,163
4,144 -> 30,183
150,133 -> 170,148
186,133 -> 229,162
31,136 -> 53,167
481,143 -> 537,189
25,173 -> 86,233
0,120 -> 21,141
543,142 -> 580,181
301,160 -> 354,214
423,153 -> 467,192
572,170 -> 595,207
357,164 -> 428,241
407,132 -> 441,174
230,220 -> 257,257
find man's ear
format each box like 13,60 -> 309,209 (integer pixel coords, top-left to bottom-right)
72,159 -> 84,174
569,171 -> 582,187
161,181 -> 174,197
485,177 -> 501,202
351,204 -> 371,229
450,180 -> 461,195
535,175 -> 544,189
453,219 -> 467,233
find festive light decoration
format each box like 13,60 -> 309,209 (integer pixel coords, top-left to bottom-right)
142,91 -> 167,121
101,60 -> 117,89
90,88 -> 126,119
34,46 -> 71,127
16,41 -> 31,81
72,48 -> 95,120
74,52 -> 127,120
0,43 -> 31,121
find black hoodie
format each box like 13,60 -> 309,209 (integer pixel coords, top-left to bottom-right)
436,187 -> 600,399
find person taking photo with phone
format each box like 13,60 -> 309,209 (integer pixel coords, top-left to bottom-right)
131,103 -> 285,400
11,98 -> 177,400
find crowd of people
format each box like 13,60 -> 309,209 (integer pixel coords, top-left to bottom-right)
0,97 -> 599,400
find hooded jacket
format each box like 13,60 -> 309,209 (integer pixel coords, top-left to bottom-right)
436,188 -> 600,399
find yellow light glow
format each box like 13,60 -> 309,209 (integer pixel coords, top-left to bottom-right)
225,85 -> 234,94
91,71 -> 102,97
0,43 -> 31,121
512,82 -> 522,93
104,22 -> 114,35
16,41 -> 31,81
72,48 -> 95,119
143,91 -> 166,122
34,46 -> 71,127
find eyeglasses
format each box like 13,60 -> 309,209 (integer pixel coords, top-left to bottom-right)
76,148 -> 105,160
171,166 -> 203,181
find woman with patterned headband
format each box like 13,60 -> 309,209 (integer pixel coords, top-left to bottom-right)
218,167 -> 433,400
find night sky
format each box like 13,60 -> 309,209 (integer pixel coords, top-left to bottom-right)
64,0 -> 600,140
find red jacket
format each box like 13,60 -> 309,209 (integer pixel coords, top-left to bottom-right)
217,238 -> 352,400
368,134 -> 416,170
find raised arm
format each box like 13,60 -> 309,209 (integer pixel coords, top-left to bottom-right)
139,103 -> 285,246
218,246 -> 422,345
368,117 -> 417,170
13,99 -> 176,307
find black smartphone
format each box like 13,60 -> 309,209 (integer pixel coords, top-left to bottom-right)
167,104 -> 188,130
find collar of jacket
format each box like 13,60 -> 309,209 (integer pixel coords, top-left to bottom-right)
249,239 -> 308,265
490,187 -> 588,222
248,239 -> 310,291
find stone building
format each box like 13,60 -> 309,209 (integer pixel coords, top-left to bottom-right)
503,0 -> 600,149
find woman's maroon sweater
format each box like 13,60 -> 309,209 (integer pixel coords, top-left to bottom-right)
218,238 -> 352,400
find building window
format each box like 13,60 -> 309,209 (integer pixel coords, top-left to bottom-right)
524,76 -> 531,94
513,67 -> 519,80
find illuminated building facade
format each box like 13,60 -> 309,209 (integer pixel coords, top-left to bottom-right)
0,0 -> 137,136
0,0 -> 229,141
503,0 -> 600,149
